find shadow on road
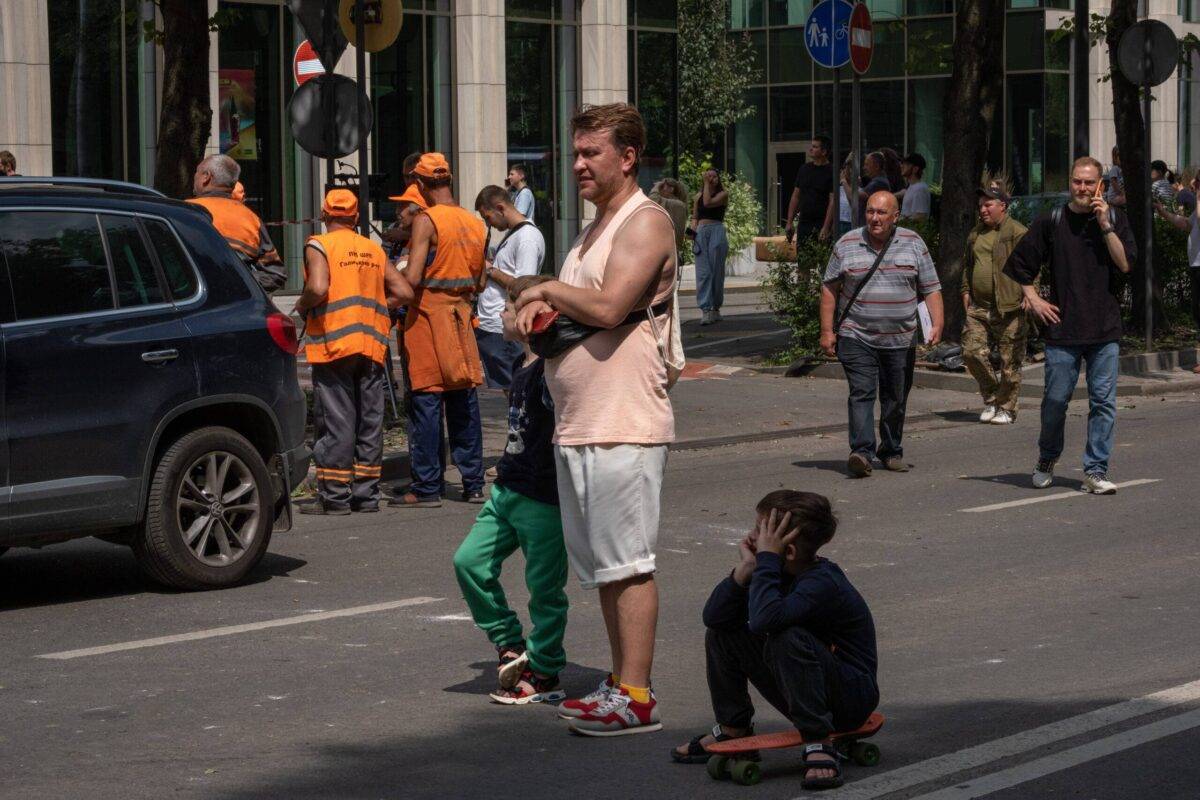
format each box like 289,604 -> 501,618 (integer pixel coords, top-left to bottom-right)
443,660 -> 609,697
963,473 -> 1085,492
0,544 -> 307,612
791,459 -> 856,477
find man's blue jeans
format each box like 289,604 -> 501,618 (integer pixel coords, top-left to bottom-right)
408,388 -> 484,498
1039,342 -> 1119,475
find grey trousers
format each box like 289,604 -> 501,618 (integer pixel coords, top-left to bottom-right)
312,354 -> 385,510
693,222 -> 728,312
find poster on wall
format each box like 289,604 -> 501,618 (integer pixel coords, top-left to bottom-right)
218,69 -> 258,161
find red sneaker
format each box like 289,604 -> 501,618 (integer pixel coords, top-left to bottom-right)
557,674 -> 617,719
566,686 -> 662,737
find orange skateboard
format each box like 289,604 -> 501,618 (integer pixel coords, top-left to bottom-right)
703,712 -> 885,786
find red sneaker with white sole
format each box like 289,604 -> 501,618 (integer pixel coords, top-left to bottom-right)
557,674 -> 617,719
566,686 -> 662,737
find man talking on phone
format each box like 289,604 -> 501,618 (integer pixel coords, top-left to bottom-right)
1004,157 -> 1135,495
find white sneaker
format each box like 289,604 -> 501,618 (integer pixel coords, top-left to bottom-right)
700,309 -> 715,326
979,405 -> 997,423
1082,473 -> 1118,495
1032,458 -> 1055,489
989,409 -> 1014,425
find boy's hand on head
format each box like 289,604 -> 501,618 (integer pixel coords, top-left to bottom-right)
733,534 -> 758,587
756,509 -> 798,556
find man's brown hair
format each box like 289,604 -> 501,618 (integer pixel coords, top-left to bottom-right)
1072,156 -> 1104,177
508,273 -> 553,302
475,184 -> 511,211
570,103 -> 647,173
755,490 -> 838,558
0,151 -> 14,173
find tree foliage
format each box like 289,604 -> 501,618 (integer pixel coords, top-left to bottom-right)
677,0 -> 760,156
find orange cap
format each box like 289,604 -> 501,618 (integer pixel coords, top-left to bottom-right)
412,152 -> 451,180
322,188 -> 359,217
231,181 -> 245,202
387,183 -> 428,209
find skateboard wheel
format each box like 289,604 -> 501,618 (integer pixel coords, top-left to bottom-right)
731,760 -> 762,786
850,742 -> 881,767
706,755 -> 731,781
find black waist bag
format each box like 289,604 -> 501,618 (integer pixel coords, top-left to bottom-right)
531,299 -> 670,360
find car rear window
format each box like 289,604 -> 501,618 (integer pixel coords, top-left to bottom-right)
101,214 -> 166,307
141,217 -> 199,300
0,210 -> 115,320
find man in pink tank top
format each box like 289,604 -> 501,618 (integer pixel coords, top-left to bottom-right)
514,103 -> 677,737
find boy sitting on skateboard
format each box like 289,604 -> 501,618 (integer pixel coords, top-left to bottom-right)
452,277 -> 569,704
671,490 -> 879,790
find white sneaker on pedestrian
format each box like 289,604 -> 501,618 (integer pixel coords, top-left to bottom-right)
713,308 -> 722,322
700,309 -> 715,326
1082,472 -> 1118,495
989,409 -> 1014,425
1032,458 -> 1055,489
979,405 -> 997,423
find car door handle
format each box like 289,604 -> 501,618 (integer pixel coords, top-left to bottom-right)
141,349 -> 180,365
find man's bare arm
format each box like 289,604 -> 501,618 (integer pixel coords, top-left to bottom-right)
404,214 -> 435,287
295,245 -> 330,314
384,263 -> 413,308
517,208 -> 673,329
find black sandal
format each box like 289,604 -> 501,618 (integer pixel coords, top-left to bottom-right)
670,723 -> 757,764
801,743 -> 844,790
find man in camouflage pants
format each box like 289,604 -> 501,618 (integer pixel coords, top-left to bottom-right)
961,180 -> 1029,425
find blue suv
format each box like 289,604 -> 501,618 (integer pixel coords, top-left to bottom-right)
0,178 -> 309,589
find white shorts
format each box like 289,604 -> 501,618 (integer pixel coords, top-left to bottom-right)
554,443 -> 667,589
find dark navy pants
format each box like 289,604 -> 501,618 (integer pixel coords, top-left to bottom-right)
407,388 -> 484,498
837,336 -> 915,461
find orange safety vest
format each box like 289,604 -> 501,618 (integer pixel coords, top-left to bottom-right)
304,228 -> 391,365
403,205 -> 486,392
187,195 -> 267,262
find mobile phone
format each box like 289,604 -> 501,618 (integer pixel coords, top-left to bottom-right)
1094,180 -> 1104,201
531,310 -> 559,334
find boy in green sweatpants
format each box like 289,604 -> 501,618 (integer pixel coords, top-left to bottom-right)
453,296 -> 568,704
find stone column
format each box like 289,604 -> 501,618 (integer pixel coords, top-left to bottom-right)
0,0 -> 52,175
454,0 -> 507,212
581,0 -> 628,107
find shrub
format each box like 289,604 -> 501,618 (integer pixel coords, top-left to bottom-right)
761,235 -> 830,356
678,152 -> 763,265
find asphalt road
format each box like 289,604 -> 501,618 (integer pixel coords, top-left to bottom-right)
2,382 -> 1198,800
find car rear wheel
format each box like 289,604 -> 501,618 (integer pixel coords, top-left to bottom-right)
134,427 -> 274,590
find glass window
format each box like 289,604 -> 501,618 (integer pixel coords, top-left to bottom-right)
1181,52 -> 1200,169
768,0 -> 808,27
1186,0 -> 1200,22
1046,28 -> 1069,71
101,215 -> 164,308
0,211 -> 114,321
907,17 -> 954,76
1006,12 -> 1044,71
814,83 -> 854,161
770,28 -> 813,83
635,31 -> 679,187
48,0 -> 141,182
730,0 -> 767,28
1008,73 -> 1045,194
1045,73 -> 1070,193
743,30 -> 768,82
730,88 -> 768,224
508,0 -> 554,19
770,86 -> 814,142
142,219 -> 198,300
866,0 -> 904,18
634,0 -> 678,27
868,19 -> 906,78
860,80 -> 906,153
907,0 -> 953,13
907,78 -> 949,185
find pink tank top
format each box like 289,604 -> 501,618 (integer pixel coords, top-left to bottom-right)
545,189 -> 677,446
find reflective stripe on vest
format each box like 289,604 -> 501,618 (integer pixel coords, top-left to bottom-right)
304,229 -> 390,365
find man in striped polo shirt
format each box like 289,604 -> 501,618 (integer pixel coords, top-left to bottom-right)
820,191 -> 944,477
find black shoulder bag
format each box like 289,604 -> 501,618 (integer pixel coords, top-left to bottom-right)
834,231 -> 895,334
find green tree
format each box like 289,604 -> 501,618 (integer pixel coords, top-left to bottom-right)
677,0 -> 759,156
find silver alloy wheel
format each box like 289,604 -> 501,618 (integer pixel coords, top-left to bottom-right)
176,450 -> 261,567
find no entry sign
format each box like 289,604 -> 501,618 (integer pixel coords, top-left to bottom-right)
293,39 -> 326,86
850,3 -> 873,75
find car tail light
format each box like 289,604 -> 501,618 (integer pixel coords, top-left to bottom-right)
266,312 -> 300,354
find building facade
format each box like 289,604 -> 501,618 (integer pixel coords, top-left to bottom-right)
0,0 -> 678,286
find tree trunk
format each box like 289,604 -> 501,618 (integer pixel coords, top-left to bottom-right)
154,0 -> 212,198
1106,0 -> 1167,332
936,0 -> 1005,342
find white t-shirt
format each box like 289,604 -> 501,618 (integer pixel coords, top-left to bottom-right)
839,185 -> 852,223
512,186 -> 535,221
478,223 -> 545,333
901,181 -> 931,217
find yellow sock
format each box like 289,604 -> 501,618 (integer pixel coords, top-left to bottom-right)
610,673 -> 620,686
620,683 -> 651,704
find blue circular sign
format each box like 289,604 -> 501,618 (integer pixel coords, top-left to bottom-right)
804,0 -> 855,69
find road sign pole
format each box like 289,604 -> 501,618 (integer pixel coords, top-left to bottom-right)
851,71 -> 861,228
355,0 -> 370,237
1143,79 -> 1153,351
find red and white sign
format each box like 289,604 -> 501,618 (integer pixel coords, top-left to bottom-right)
293,40 -> 325,86
849,2 -> 873,75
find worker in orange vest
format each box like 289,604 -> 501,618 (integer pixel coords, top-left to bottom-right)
187,155 -> 287,293
296,189 -> 413,515
390,153 -> 488,508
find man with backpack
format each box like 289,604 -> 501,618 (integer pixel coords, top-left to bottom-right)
1003,157 -> 1135,495
820,190 -> 943,478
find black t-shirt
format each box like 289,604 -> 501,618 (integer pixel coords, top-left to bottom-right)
859,175 -> 892,222
793,162 -> 834,224
1004,206 -> 1137,346
495,357 -> 558,506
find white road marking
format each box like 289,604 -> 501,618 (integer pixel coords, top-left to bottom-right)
959,479 -> 1160,513
906,707 -> 1200,800
815,676 -> 1200,800
36,596 -> 443,660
